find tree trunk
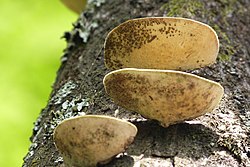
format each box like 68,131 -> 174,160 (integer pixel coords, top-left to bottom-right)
23,0 -> 250,166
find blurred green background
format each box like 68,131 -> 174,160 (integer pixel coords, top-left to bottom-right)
0,1 -> 76,166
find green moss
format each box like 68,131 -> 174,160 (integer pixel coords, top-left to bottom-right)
212,24 -> 234,62
217,0 -> 239,19
160,0 -> 242,62
161,0 -> 203,17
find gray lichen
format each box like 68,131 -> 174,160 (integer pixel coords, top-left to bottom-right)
50,97 -> 90,133
78,21 -> 99,43
87,0 -> 106,8
50,80 -> 77,105
61,97 -> 89,113
46,81 -> 91,137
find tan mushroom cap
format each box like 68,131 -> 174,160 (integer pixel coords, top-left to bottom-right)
104,17 -> 219,70
53,115 -> 137,167
60,0 -> 86,14
103,68 -> 224,127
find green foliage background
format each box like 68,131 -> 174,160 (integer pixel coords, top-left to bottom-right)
0,1 -> 76,166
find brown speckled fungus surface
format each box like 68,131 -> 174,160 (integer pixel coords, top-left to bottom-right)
103,68 -> 224,127
103,17 -> 223,128
104,17 -> 219,70
53,115 -> 137,167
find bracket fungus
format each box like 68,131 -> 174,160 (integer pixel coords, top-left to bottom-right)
61,0 -> 86,14
104,17 -> 219,70
103,17 -> 224,127
103,69 -> 224,127
53,115 -> 137,167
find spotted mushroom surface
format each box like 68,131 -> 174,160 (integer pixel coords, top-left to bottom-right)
104,17 -> 219,70
53,115 -> 137,167
103,68 -> 224,127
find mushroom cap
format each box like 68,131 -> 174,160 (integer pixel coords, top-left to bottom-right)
60,0 -> 86,14
104,17 -> 219,70
53,115 -> 137,167
103,68 -> 224,127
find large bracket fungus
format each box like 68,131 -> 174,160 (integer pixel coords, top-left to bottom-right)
103,17 -> 224,127
53,115 -> 137,167
104,17 -> 219,70
104,69 -> 224,127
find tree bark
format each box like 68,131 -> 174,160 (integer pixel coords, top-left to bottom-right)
23,0 -> 250,166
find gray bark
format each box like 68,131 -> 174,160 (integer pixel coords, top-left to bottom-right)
23,0 -> 250,166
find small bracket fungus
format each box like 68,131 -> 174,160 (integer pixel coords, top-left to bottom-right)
104,17 -> 219,70
53,115 -> 137,167
61,0 -> 87,14
103,69 -> 224,127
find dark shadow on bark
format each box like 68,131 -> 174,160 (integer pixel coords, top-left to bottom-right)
103,121 -> 219,166
102,155 -> 135,167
